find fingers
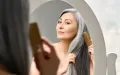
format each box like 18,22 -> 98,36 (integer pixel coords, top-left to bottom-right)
88,45 -> 92,48
88,45 -> 94,60
34,47 -> 44,71
41,37 -> 56,55
88,45 -> 94,55
36,37 -> 57,60
69,58 -> 75,63
34,38 -> 53,64
88,45 -> 94,69
35,44 -> 50,60
34,38 -> 55,70
68,53 -> 76,59
34,37 -> 60,74
68,53 -> 76,64
35,46 -> 44,59
41,37 -> 53,48
43,44 -> 51,54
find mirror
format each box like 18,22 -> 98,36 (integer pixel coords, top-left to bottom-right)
30,0 -> 106,75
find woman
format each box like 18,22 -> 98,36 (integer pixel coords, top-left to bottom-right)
31,8 -> 94,75
0,0 -> 60,75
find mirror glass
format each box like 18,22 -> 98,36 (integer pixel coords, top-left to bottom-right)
30,0 -> 106,75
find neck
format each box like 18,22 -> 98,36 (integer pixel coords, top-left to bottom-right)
60,40 -> 71,54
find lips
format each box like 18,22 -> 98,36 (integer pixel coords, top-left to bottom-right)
58,31 -> 64,34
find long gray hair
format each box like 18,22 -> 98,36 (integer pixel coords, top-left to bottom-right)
59,8 -> 90,75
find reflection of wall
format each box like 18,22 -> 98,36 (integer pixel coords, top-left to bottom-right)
29,0 -> 46,13
85,0 -> 120,75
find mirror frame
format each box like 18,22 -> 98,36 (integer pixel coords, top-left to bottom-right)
31,0 -> 107,75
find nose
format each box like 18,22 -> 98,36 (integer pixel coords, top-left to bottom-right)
59,23 -> 64,29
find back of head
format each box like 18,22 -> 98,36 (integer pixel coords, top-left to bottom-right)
0,0 -> 29,75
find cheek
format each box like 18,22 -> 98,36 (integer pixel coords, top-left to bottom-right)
65,26 -> 77,38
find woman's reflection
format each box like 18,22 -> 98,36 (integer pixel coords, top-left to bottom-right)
30,8 -> 94,75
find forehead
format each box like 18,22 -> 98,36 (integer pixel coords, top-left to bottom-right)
60,12 -> 76,21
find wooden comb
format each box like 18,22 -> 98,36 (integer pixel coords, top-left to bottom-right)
83,32 -> 92,47
29,22 -> 43,56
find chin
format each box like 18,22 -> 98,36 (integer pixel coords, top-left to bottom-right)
57,36 -> 65,40
57,36 -> 71,41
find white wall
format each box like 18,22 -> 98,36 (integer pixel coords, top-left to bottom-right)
85,0 -> 120,75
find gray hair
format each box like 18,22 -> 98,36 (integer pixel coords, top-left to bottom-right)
59,8 -> 90,75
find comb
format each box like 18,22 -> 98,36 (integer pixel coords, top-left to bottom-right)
29,22 -> 43,56
83,32 -> 92,47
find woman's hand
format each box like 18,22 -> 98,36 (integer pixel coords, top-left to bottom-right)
34,38 -> 60,75
88,45 -> 94,75
57,53 -> 76,75
88,45 -> 94,62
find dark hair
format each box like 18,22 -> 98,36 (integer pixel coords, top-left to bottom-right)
0,0 -> 29,75
74,41 -> 90,75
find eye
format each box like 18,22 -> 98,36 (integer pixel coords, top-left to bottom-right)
57,20 -> 62,24
65,22 -> 71,25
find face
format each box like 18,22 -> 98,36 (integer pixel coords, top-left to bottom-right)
56,12 -> 78,41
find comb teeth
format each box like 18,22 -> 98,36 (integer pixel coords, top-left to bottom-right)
83,32 -> 92,46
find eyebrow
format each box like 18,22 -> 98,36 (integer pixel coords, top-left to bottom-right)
59,18 -> 72,22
